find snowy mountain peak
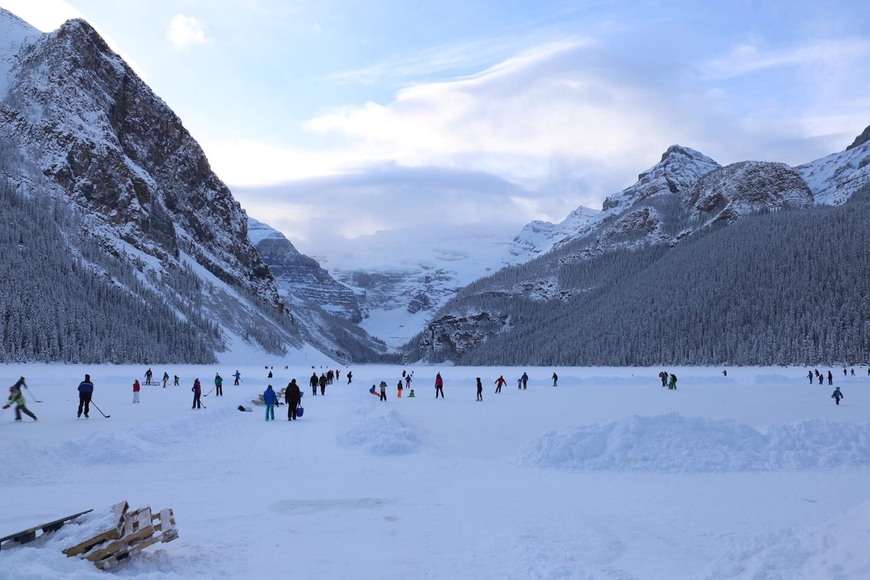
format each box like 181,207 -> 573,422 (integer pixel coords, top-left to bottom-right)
603,145 -> 720,212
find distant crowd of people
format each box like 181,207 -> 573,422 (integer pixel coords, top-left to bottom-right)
5,362 -> 862,425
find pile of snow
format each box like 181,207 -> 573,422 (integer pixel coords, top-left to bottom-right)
517,413 -> 870,472
336,401 -> 427,455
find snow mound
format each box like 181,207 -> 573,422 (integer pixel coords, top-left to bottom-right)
517,414 -> 870,472
701,501 -> 870,579
336,405 -> 427,456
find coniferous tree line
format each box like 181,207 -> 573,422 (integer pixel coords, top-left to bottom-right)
405,183 -> 870,366
0,176 -> 221,363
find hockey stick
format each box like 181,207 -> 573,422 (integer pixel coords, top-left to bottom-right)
24,385 -> 42,403
90,400 -> 111,418
203,387 -> 216,397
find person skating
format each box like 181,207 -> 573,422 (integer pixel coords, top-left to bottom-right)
77,374 -> 94,418
435,373 -> 444,399
214,373 -> 224,397
521,372 -> 529,390
233,370 -> 241,385
551,372 -> 558,387
405,373 -> 412,391
668,373 -> 678,390
347,371 -> 353,384
310,372 -> 318,396
379,380 -> 388,401
162,371 -> 169,388
659,371 -> 668,387
476,377 -> 483,401
808,370 -> 813,384
132,379 -> 141,403
831,386 -> 844,406
827,370 -> 833,386
263,385 -> 277,420
145,368 -> 153,386
494,375 -> 506,393
191,378 -> 202,409
3,385 -> 37,421
173,374 -> 180,386
285,379 -> 301,420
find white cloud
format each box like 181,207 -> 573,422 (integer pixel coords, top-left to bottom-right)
303,39 -> 682,194
701,39 -> 870,80
167,14 -> 209,50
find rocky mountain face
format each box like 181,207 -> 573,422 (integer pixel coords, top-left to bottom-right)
247,218 -> 363,322
3,16 -> 278,303
0,9 -> 363,361
404,136 -> 869,363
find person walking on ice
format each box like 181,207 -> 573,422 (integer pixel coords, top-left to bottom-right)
233,370 -> 241,385
668,373 -> 678,390
551,372 -> 558,387
285,379 -> 301,420
132,379 -> 140,403
832,386 -> 844,406
263,385 -> 277,420
379,380 -> 388,401
3,385 -> 37,421
435,373 -> 444,399
162,371 -> 169,388
476,378 -> 483,401
521,372 -> 529,390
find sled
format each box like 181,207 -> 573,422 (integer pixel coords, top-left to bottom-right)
0,508 -> 93,550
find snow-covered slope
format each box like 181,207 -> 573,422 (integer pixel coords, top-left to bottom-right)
508,205 -> 599,261
0,8 -> 38,96
315,223 -> 519,349
796,125 -> 870,205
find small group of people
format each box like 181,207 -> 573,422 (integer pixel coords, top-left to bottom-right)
262,380 -> 302,421
142,368 -> 179,388
808,369 -> 834,385
658,371 -> 677,389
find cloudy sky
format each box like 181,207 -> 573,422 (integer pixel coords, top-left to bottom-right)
2,1 -> 869,254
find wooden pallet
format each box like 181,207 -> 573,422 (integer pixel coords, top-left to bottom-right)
0,509 -> 93,551
63,501 -> 127,557
63,501 -> 178,570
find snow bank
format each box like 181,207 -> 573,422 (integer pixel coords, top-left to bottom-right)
701,501 -> 870,579
336,404 -> 427,456
517,413 -> 870,472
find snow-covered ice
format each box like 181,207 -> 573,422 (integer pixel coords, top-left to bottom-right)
0,363 -> 868,579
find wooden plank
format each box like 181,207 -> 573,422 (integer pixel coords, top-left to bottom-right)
63,502 -> 127,557
93,534 -> 162,570
85,508 -> 154,562
156,508 -> 178,542
1,509 -> 93,551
